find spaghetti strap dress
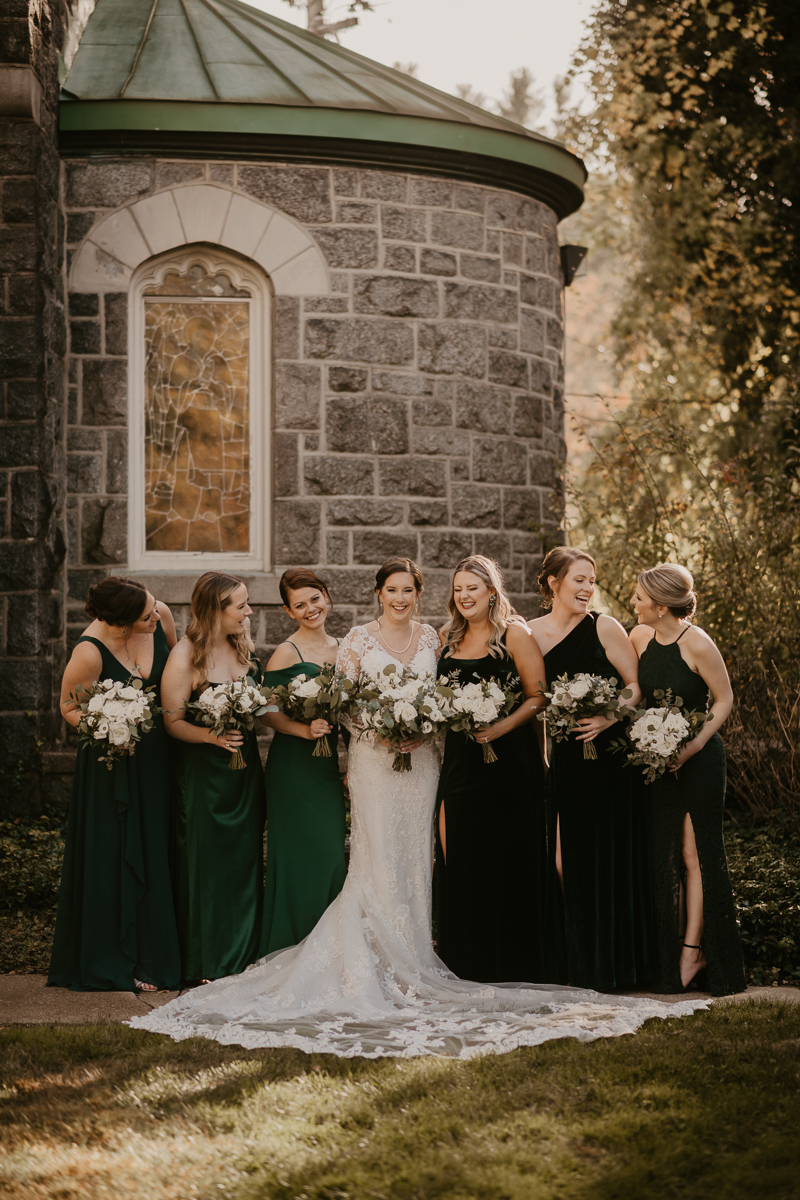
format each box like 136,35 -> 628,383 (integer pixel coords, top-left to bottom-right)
172,661 -> 266,981
260,641 -> 347,955
543,613 -> 655,991
638,630 -> 746,995
434,641 -> 548,983
48,624 -> 181,991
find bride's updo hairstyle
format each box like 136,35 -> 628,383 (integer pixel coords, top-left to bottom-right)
538,546 -> 596,609
279,567 -> 332,610
186,571 -> 251,678
638,563 -> 697,619
85,576 -> 148,627
374,557 -> 423,615
441,555 -> 522,659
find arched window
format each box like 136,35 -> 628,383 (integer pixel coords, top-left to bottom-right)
128,247 -> 270,571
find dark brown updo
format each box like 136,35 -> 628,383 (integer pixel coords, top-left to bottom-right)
638,563 -> 697,619
279,567 -> 331,608
538,546 -> 596,608
374,557 -> 424,595
85,576 -> 149,626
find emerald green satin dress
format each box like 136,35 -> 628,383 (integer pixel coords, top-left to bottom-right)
172,664 -> 266,981
543,614 -> 655,991
638,630 -> 746,995
48,625 -> 181,991
260,653 -> 347,955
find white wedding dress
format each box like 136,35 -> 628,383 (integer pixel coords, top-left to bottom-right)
130,625 -> 708,1057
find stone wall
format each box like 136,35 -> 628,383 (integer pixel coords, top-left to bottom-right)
63,158 -> 566,666
0,0 -> 68,811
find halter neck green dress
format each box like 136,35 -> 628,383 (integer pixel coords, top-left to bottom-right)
543,614 -> 655,992
260,643 -> 347,956
434,642 -> 547,983
172,662 -> 266,981
48,624 -> 181,991
638,629 -> 746,995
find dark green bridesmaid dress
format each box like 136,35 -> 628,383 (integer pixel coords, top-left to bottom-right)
543,614 -> 654,992
172,664 -> 266,981
434,643 -> 548,983
260,646 -> 347,955
638,630 -> 746,995
48,624 -> 181,991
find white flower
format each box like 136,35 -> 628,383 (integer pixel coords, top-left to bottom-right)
102,678 -> 115,689
238,694 -> 254,712
92,718 -> 109,739
568,677 -> 591,698
103,700 -> 125,717
471,699 -> 499,725
295,677 -> 322,698
120,685 -> 140,700
87,694 -> 104,713
108,722 -> 130,747
422,721 -> 433,734
393,700 -> 418,725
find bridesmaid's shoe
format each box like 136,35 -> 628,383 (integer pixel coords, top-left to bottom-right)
134,979 -> 159,992
680,943 -> 707,990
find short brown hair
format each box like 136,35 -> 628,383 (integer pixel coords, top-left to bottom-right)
279,568 -> 331,608
85,576 -> 148,626
374,558 -> 424,595
538,546 -> 596,608
638,563 -> 697,618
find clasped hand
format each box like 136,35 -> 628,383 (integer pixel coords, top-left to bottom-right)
574,715 -> 616,743
212,728 -> 244,751
307,718 -> 332,741
380,735 -> 422,753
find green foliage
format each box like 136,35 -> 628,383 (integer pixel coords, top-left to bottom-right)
0,819 -> 64,914
727,820 -> 800,984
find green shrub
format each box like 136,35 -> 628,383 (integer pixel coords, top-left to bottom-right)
0,819 -> 64,914
726,821 -> 800,986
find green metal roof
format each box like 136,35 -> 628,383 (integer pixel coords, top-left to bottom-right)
60,0 -> 586,217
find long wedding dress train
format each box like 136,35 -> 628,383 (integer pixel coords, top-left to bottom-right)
130,626 -> 708,1058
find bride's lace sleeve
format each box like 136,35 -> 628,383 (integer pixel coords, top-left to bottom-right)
336,626 -> 366,734
419,623 -> 443,662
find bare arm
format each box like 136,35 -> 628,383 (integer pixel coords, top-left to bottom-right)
478,623 -> 548,744
672,631 -> 733,768
59,641 -> 104,729
574,616 -> 642,744
161,640 -> 243,751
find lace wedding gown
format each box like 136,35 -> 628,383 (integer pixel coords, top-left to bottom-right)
130,625 -> 708,1058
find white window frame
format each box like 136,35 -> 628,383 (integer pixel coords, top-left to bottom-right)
127,246 -> 271,573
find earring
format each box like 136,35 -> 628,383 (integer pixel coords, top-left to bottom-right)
489,594 -> 496,608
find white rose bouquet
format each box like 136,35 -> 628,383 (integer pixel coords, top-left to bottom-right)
539,672 -> 629,760
185,678 -> 269,770
437,672 -> 522,763
349,662 -> 449,772
263,664 -> 355,758
72,677 -> 161,771
612,688 -> 709,783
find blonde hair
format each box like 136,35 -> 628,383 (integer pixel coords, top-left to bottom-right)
538,545 -> 596,609
441,556 -> 522,659
186,571 -> 252,680
638,563 -> 697,619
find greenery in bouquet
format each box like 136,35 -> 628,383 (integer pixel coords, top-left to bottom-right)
264,664 -> 355,757
539,672 -> 629,760
186,678 -> 269,770
436,673 -> 521,763
71,677 -> 161,771
612,688 -> 709,783
349,663 -> 449,772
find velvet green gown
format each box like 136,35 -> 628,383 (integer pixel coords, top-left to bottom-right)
638,630 -> 746,995
260,653 -> 347,956
172,664 -> 266,981
48,625 -> 182,991
434,644 -> 548,983
543,614 -> 655,992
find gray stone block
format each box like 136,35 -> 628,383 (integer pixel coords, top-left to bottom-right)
0,542 -> 58,591
453,186 -> 485,213
503,487 -> 542,530
68,429 -> 102,451
274,500 -> 321,563
486,194 -> 518,229
0,425 -> 41,467
451,458 -> 469,480
304,297 -> 349,314
209,164 -> 234,183
275,363 -> 321,429
486,230 -> 500,254
460,254 -> 501,283
381,207 -> 426,243
69,320 -> 100,355
409,178 -> 453,206
67,453 -> 101,494
6,593 -> 51,657
82,359 -> 127,425
420,530 -> 473,568
520,310 -> 546,355
10,470 -> 53,538
420,249 -> 456,276
327,397 -> 409,455
529,358 -> 554,396
374,371 -> 434,396
328,367 -> 367,393
259,609 -> 297,644
450,483 -> 501,528
310,227 -> 378,268
327,499 -> 403,526
353,275 -> 439,318
502,233 -> 523,265
326,531 -> 349,564
413,429 -> 470,457
379,457 -> 446,496
331,273 -> 349,293
488,328 -> 518,349
529,453 -> 556,488
456,382 -> 511,434
66,161 -> 153,208
274,432 -> 299,496
304,455 -> 375,495
522,554 -> 545,592
81,498 -> 127,564
520,274 -> 558,311
444,283 -> 517,324
238,165 -> 332,223
333,168 -> 359,196
155,161 -> 204,188
6,381 -> 44,420
418,323 -> 486,377
0,317 -> 37,375
547,317 -> 563,350
8,275 -> 42,317
335,202 -> 376,223
67,211 -> 95,244
525,237 -> 548,273
353,531 -> 418,564
430,211 -> 484,251
473,532 -> 512,568
0,660 -> 52,711
489,351 -> 529,389
69,293 -> 99,317
106,430 -> 127,493
305,433 -> 319,451
409,500 -> 448,526
383,245 -> 416,272
473,436 -> 528,485
412,398 -> 452,426
513,396 -> 544,439
360,172 -> 407,202
321,567 -> 376,604
275,296 -> 300,359
305,319 -> 414,365
517,197 -> 551,235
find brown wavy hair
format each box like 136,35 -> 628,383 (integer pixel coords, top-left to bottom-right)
186,571 -> 251,679
538,546 -> 596,609
638,563 -> 697,619
279,567 -> 331,609
440,556 -> 523,659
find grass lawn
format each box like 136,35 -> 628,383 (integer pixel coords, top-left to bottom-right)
1,1000 -> 798,1200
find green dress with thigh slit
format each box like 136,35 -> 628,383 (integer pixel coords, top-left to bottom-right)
172,664 -> 266,981
260,652 -> 347,955
48,625 -> 181,991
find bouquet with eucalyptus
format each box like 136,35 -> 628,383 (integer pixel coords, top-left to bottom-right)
539,672 -> 630,760
264,664 -> 355,757
349,661 -> 449,772
437,672 -> 522,763
72,676 -> 161,771
612,688 -> 709,783
186,678 -> 269,769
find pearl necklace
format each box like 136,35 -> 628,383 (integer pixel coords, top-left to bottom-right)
377,619 -> 415,656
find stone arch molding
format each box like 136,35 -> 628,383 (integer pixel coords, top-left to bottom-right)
69,182 -> 330,295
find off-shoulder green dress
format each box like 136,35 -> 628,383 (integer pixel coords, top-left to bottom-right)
172,664 -> 266,981
260,646 -> 347,955
48,625 -> 181,991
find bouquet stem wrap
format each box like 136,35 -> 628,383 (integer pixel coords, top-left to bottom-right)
262,664 -> 354,759
186,679 -> 269,771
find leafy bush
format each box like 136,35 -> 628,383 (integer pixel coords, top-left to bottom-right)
0,820 -> 64,914
726,820 -> 800,986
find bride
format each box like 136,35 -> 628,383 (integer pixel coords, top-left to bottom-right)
131,557 -> 707,1058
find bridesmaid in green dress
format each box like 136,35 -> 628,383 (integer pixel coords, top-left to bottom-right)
162,571 -> 266,982
49,576 -> 181,992
435,555 -> 549,983
631,563 -> 745,995
529,546 -> 654,992
259,568 -> 346,955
